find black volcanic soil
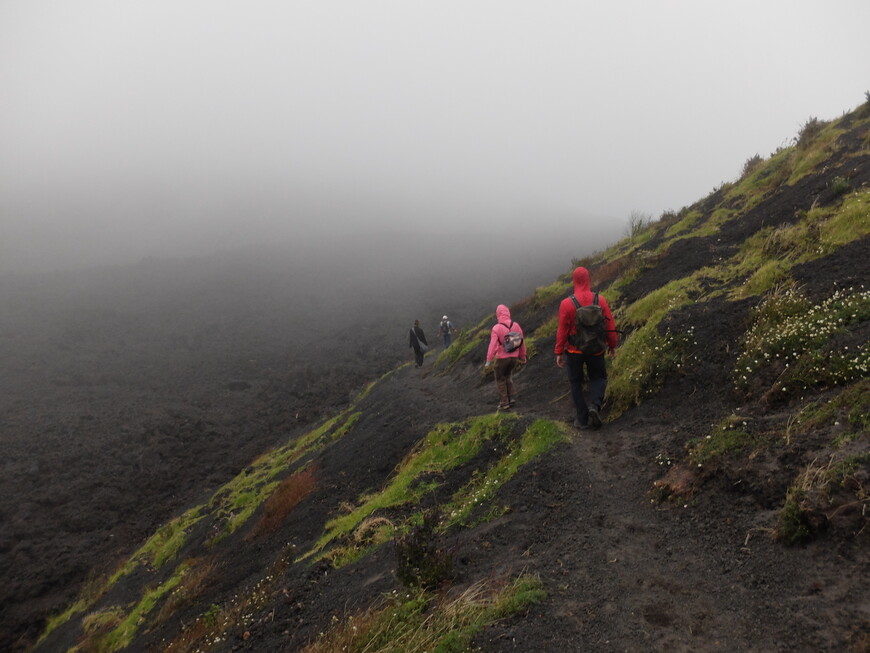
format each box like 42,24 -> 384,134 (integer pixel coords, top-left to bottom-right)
3,124 -> 869,650
0,246 -> 564,651
6,239 -> 870,652
111,331 -> 866,653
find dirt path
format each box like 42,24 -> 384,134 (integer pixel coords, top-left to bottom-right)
409,355 -> 869,652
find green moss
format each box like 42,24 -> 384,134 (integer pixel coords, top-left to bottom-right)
444,419 -> 569,527
733,260 -> 791,298
301,414 -> 521,561
622,276 -> 701,327
664,210 -> 703,238
531,314 -> 559,341
727,147 -> 794,209
607,319 -> 695,418
531,279 -> 572,308
816,189 -> 870,250
690,419 -> 761,464
97,562 -> 191,651
204,412 -> 360,542
787,123 -> 847,184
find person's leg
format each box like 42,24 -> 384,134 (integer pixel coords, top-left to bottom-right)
565,352 -> 588,424
586,354 -> 608,427
415,348 -> 424,367
494,358 -> 512,408
586,354 -> 607,408
503,358 -> 518,405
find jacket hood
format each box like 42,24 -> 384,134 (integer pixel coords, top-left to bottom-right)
496,304 -> 511,325
572,266 -> 591,293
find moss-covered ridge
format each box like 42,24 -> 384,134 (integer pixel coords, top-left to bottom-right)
37,375 -> 569,652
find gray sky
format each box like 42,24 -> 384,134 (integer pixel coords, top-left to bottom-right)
1,1 -> 868,273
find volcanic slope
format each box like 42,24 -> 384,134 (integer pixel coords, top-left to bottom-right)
29,103 -> 870,652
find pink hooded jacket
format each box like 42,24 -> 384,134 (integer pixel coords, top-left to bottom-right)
487,304 -> 527,362
555,266 -> 618,355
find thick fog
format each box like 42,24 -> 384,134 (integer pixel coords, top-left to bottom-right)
1,1 -> 869,274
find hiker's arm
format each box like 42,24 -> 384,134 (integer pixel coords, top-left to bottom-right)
554,299 -> 571,355
600,297 -> 619,351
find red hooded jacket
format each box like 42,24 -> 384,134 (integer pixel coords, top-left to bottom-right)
555,267 -> 618,355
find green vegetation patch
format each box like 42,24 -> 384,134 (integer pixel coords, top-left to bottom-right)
122,507 -> 205,573
305,415 -> 567,566
302,413 -> 521,562
209,411 -> 360,542
530,278 -> 572,309
444,419 -> 569,527
302,573 -> 545,653
787,121 -> 846,185
38,410 -> 362,644
434,315 -> 491,371
664,209 -> 704,238
777,452 -> 870,545
734,285 -> 870,399
725,147 -> 793,211
90,561 -> 192,652
607,319 -> 696,418
814,189 -> 870,252
790,379 -> 870,448
621,275 -> 702,327
689,414 -> 765,464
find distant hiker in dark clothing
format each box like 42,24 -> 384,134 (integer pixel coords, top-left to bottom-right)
439,315 -> 455,348
555,266 -> 618,429
484,304 -> 527,410
409,320 -> 428,367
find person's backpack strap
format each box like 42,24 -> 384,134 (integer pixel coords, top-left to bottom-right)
497,321 -> 513,343
593,292 -> 599,306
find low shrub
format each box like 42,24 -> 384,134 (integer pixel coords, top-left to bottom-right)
741,154 -> 764,178
394,508 -> 454,589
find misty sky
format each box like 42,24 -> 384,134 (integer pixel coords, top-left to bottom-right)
1,1 -> 869,273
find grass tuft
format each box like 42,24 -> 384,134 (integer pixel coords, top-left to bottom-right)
300,573 -> 545,653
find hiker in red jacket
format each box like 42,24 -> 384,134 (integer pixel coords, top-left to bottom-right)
555,266 -> 618,429
484,304 -> 527,410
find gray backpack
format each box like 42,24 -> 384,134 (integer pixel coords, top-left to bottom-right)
568,294 -> 606,354
501,322 -> 523,353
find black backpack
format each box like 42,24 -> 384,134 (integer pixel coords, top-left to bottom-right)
569,294 -> 606,354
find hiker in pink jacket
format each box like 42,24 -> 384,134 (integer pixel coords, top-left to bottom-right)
484,304 -> 527,410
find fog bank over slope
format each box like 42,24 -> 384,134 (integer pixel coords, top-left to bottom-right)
0,222 -> 620,369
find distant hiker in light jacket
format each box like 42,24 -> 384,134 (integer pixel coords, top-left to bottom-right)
484,304 -> 527,410
439,315 -> 455,348
555,266 -> 618,430
409,320 -> 428,368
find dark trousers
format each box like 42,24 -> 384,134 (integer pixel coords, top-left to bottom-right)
565,352 -> 607,425
494,357 -> 519,407
413,347 -> 424,367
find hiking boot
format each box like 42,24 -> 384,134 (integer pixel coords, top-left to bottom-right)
573,417 -> 590,430
588,407 -> 602,429
498,403 -> 511,411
